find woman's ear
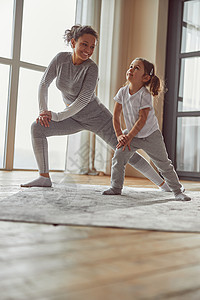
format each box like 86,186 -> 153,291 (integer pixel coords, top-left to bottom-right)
71,38 -> 76,48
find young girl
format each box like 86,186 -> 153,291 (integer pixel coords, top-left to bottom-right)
103,58 -> 191,201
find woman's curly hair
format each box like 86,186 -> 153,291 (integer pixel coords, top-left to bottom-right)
64,24 -> 98,45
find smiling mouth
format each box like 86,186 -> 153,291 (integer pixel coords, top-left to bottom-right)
82,52 -> 89,57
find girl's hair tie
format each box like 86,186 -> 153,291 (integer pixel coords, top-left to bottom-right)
149,68 -> 154,76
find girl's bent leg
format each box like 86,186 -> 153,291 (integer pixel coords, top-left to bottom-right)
103,147 -> 135,195
111,147 -> 134,190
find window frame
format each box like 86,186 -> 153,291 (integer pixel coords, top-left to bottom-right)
163,0 -> 200,180
0,0 -> 46,170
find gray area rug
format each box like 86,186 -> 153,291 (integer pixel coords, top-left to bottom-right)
1,184 -> 200,232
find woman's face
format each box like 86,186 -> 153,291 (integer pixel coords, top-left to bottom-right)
71,34 -> 96,64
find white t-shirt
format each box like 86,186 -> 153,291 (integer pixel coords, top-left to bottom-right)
114,85 -> 159,138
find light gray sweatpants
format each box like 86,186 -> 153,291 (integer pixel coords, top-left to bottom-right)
111,129 -> 182,195
31,99 -> 162,184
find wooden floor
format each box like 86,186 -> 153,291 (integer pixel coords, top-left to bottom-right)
0,171 -> 200,300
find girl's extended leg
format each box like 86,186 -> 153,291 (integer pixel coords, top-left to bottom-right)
138,130 -> 191,201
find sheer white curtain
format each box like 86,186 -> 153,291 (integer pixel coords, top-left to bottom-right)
65,0 -> 101,174
66,0 -> 130,174
65,0 -> 128,175
95,0 -> 124,174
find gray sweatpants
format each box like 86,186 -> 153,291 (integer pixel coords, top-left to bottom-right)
111,129 -> 182,194
31,99 -> 161,183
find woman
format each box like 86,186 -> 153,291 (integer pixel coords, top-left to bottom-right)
21,25 -> 170,191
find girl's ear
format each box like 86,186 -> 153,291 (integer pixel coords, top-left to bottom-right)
143,74 -> 151,83
71,38 -> 76,49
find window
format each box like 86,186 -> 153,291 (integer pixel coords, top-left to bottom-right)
164,0 -> 200,180
1,0 -> 76,171
0,0 -> 14,58
20,0 -> 74,66
181,0 -> 200,53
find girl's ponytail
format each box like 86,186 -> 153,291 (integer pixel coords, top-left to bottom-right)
134,58 -> 163,97
149,75 -> 161,96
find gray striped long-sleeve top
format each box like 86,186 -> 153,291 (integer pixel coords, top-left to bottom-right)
38,52 -> 99,122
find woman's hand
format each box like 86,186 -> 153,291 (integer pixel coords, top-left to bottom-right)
36,111 -> 52,127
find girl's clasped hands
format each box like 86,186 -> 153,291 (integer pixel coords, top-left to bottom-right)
117,134 -> 131,151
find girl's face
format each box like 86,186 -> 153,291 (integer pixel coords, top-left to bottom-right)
126,60 -> 149,85
71,34 -> 96,65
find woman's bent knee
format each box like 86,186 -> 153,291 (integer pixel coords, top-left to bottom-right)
31,121 -> 44,138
